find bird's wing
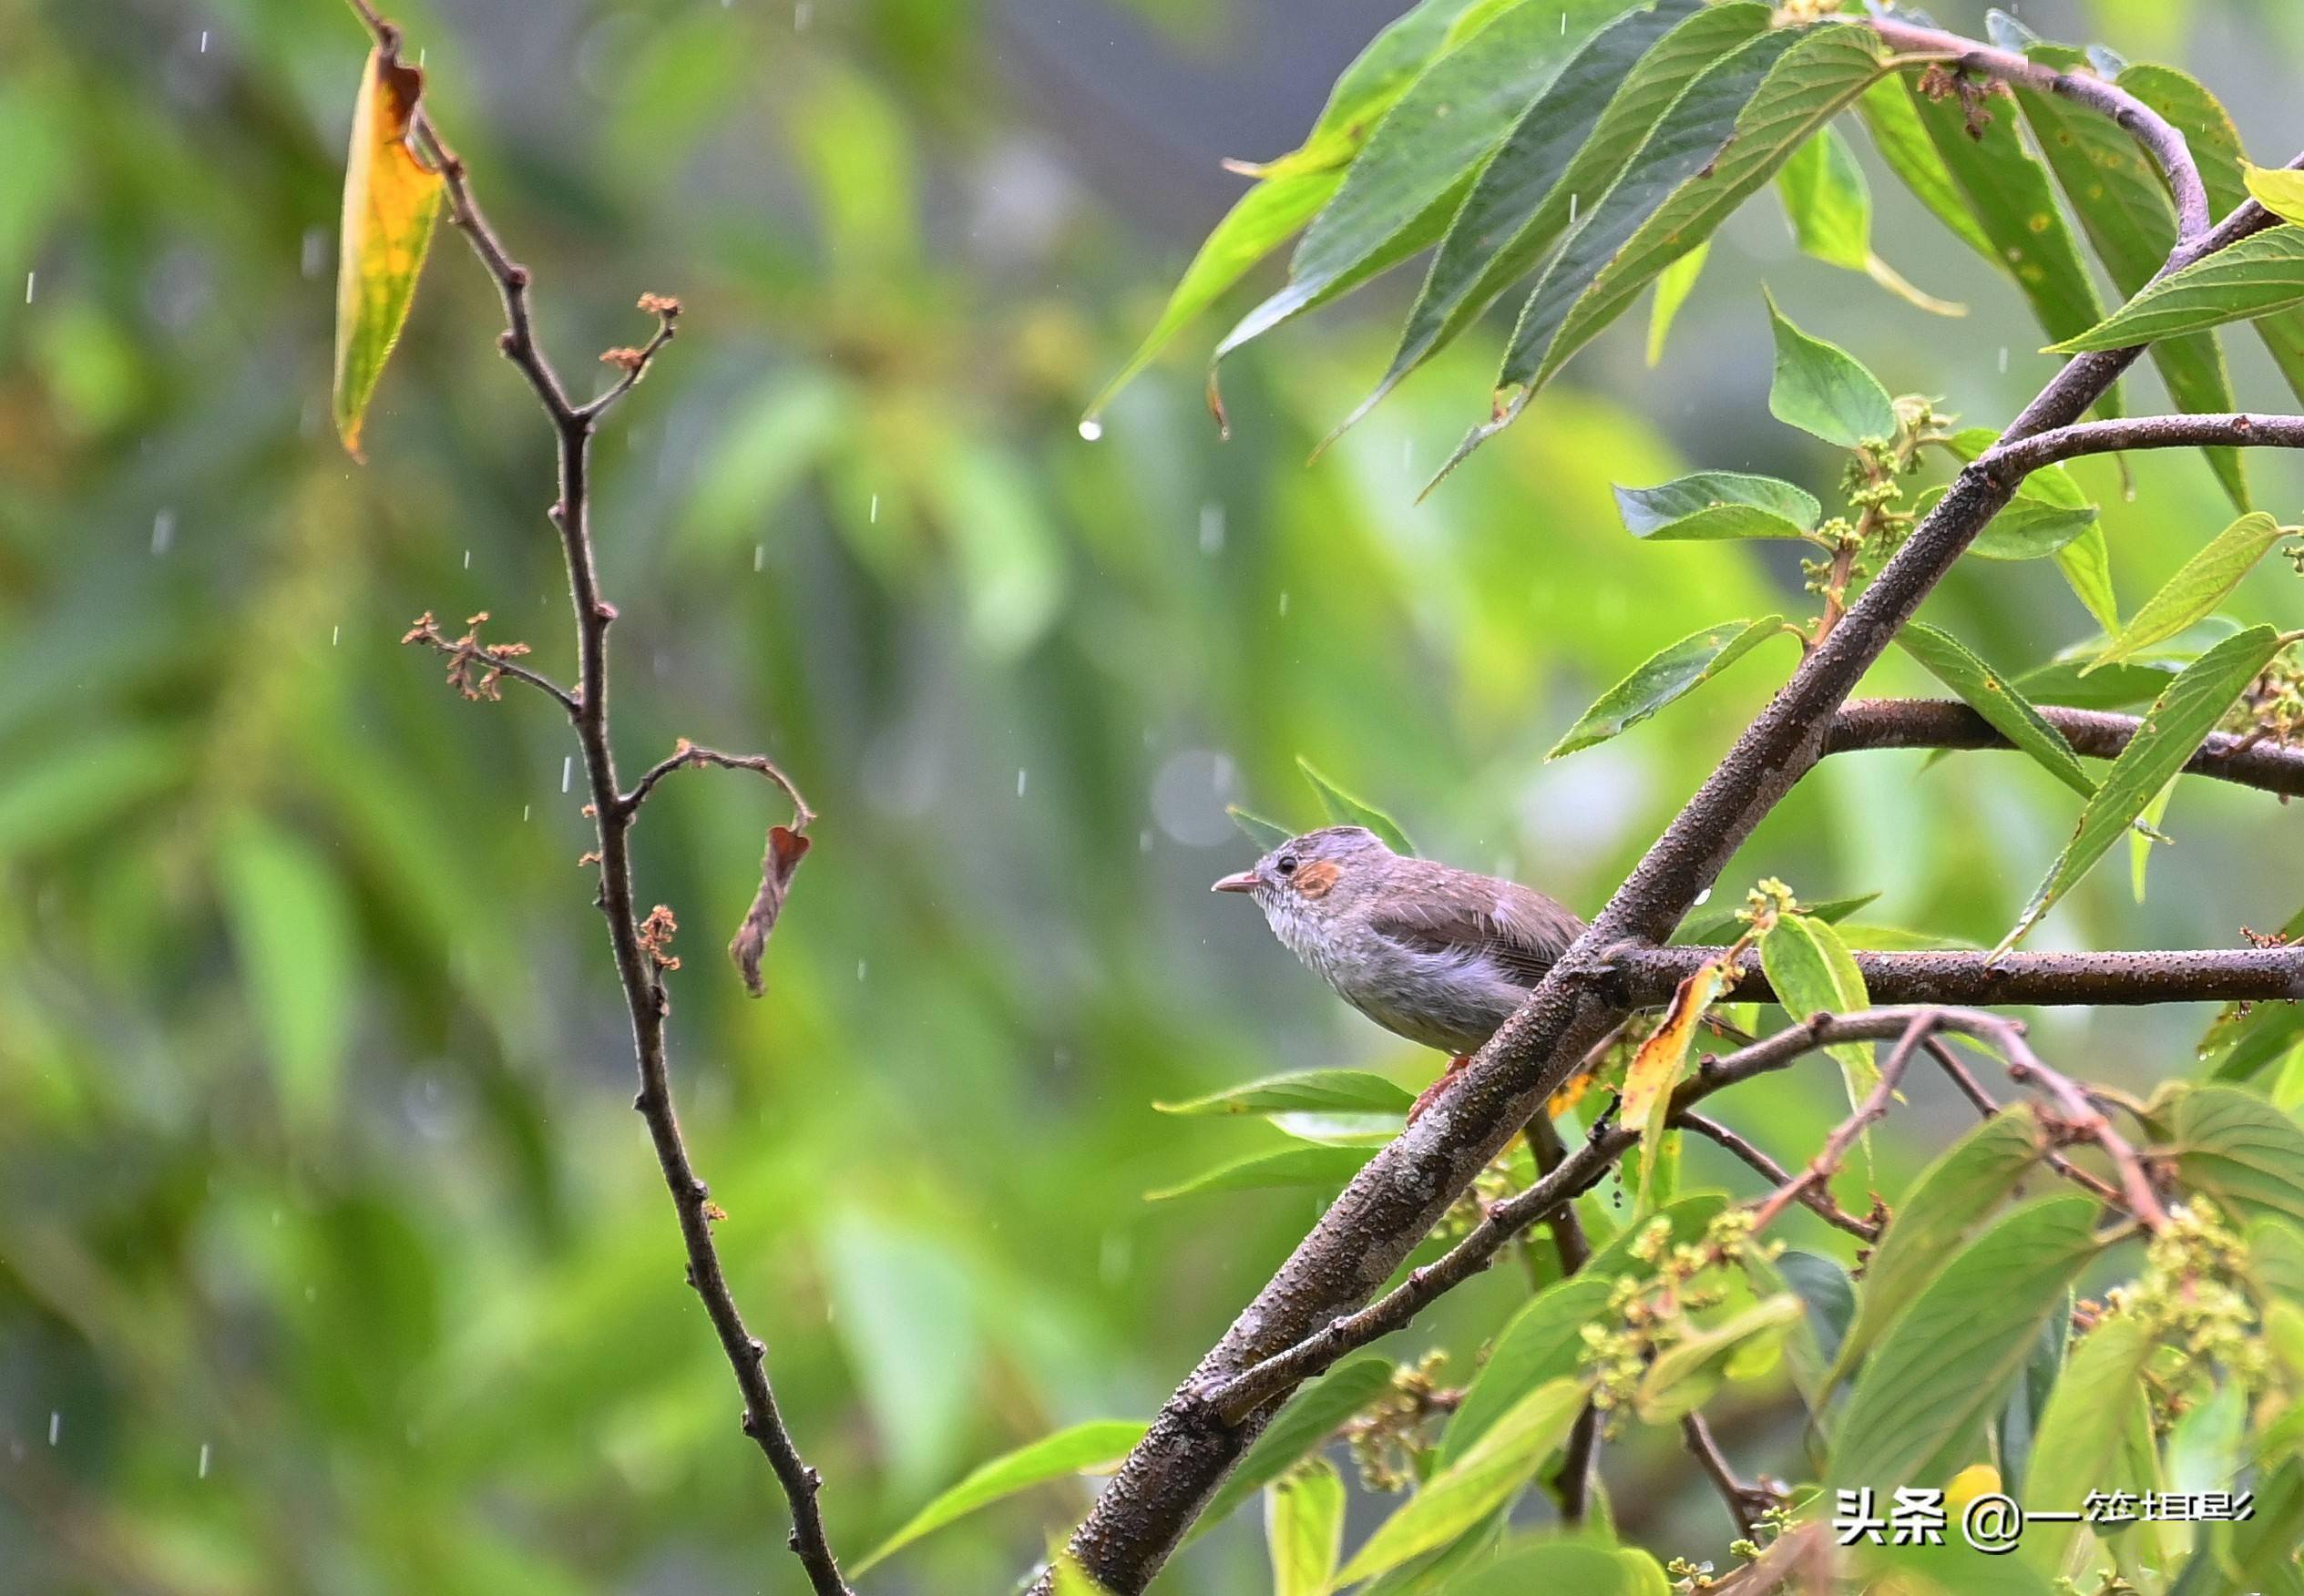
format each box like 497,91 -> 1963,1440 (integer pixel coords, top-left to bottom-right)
1367,873 -> 1584,988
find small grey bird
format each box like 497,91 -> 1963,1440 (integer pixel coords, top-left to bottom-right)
1213,825 -> 1586,1118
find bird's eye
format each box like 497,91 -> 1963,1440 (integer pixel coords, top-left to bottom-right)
1275,854 -> 1299,876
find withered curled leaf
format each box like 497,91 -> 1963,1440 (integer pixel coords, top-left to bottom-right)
333,43 -> 444,459
730,824 -> 811,998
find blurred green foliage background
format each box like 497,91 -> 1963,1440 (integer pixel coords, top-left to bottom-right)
5,0 -> 2304,1590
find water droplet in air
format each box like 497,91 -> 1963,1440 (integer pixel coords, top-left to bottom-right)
199,30 -> 209,50
300,227 -> 327,280
331,625 -> 341,646
151,508 -> 177,555
463,549 -> 472,569
1998,346 -> 2010,373
856,960 -> 867,981
1278,590 -> 1291,617
24,271 -> 34,304
869,494 -> 879,523
48,1412 -> 59,1447
1198,501 -> 1224,553
561,756 -> 573,794
1017,768 -> 1029,796
199,1443 -> 211,1478
753,543 -> 765,572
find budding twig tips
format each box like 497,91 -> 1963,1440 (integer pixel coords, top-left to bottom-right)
601,345 -> 645,373
504,264 -> 528,289
640,904 -> 682,972
637,291 -> 681,319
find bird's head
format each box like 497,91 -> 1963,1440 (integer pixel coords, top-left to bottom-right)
1211,824 -> 1395,936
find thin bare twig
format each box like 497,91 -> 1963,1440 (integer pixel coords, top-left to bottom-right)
1748,1012 -> 1933,1233
622,739 -> 815,824
344,6 -> 847,1591
1924,1036 -> 2125,1206
1679,1112 -> 1879,1242
1681,1410 -> 1780,1542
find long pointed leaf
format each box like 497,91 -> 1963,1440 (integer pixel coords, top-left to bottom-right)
1548,615 -> 1787,759
2048,225 -> 2304,352
1857,76 -> 2002,264
853,1420 -> 1151,1573
1897,622 -> 2096,798
1350,0 -> 1757,427
2000,626 -> 2284,951
1214,0 -> 1638,381
2091,511 -> 2290,670
2012,42 -> 2246,507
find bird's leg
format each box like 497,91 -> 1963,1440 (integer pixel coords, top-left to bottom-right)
1408,1055 -> 1474,1123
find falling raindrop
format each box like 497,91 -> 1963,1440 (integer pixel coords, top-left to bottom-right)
331,625 -> 341,646
856,960 -> 867,981
1139,829 -> 1154,853
1998,346 -> 2010,373
199,29 -> 209,50
199,1443 -> 211,1478
300,227 -> 327,280
463,548 -> 472,568
560,756 -> 573,794
1017,768 -> 1029,797
1198,501 -> 1224,554
1078,418 -> 1103,442
794,0 -> 810,26
869,494 -> 879,523
151,508 -> 176,555
48,1413 -> 59,1446
753,543 -> 765,572
24,271 -> 35,304
522,804 -> 531,823
1278,590 -> 1291,617
1568,193 -> 1579,227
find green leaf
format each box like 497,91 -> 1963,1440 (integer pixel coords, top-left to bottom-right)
1266,1460 -> 1346,1596
2018,1315 -> 2157,1579
1145,1144 -> 1376,1202
1857,76 -> 2002,266
1777,120 -> 1868,271
218,814 -> 359,1128
1763,1249 -> 1856,1417
2000,627 -> 2285,951
1968,497 -> 2101,562
824,1213 -> 982,1495
1777,122 -> 1962,315
1229,805 -> 1297,849
1830,1196 -> 2104,1490
1994,1296 -> 2069,1500
2091,512 -> 2291,670
1217,0 -> 1649,380
1828,1110 -> 2044,1392
2121,64 -> 2304,413
1897,623 -> 2095,799
1612,472 -> 1820,541
2057,525 -> 2122,636
1155,1069 -> 1414,1118
1633,1294 -> 1803,1424
2171,1086 -> 2304,1228
1494,24 -> 1894,416
2012,43 -> 2248,509
2014,657 -> 2183,712
1645,240 -> 1709,368
1297,756 -> 1417,855
1195,1358 -> 1397,1537
333,45 -> 445,459
1442,1540 -> 1674,1596
2132,778 -> 2176,903
1336,1376 -> 1590,1585
1675,892 -> 1876,947
1348,0 -> 1746,426
1081,0 -> 1486,421
852,1419 -> 1149,1573
1436,1275 -> 1613,1468
1902,66 -> 2114,402
1759,913 -> 1878,1152
2049,225 -> 2304,353
1765,290 -> 1897,447
1547,616 -> 1787,759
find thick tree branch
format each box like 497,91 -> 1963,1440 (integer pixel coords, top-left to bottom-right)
1992,411 -> 2304,476
1057,113 -> 2298,1580
1609,944 -> 2304,1009
346,7 -> 847,1591
1827,698 -> 2304,797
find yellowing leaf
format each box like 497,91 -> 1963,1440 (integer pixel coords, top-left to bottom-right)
1621,957 -> 1731,1212
333,44 -> 444,460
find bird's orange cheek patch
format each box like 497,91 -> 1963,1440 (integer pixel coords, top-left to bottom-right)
1294,861 -> 1341,899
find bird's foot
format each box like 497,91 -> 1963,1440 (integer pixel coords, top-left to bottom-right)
1407,1055 -> 1473,1123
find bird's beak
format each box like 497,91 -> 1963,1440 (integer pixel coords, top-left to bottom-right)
1211,870 -> 1260,895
